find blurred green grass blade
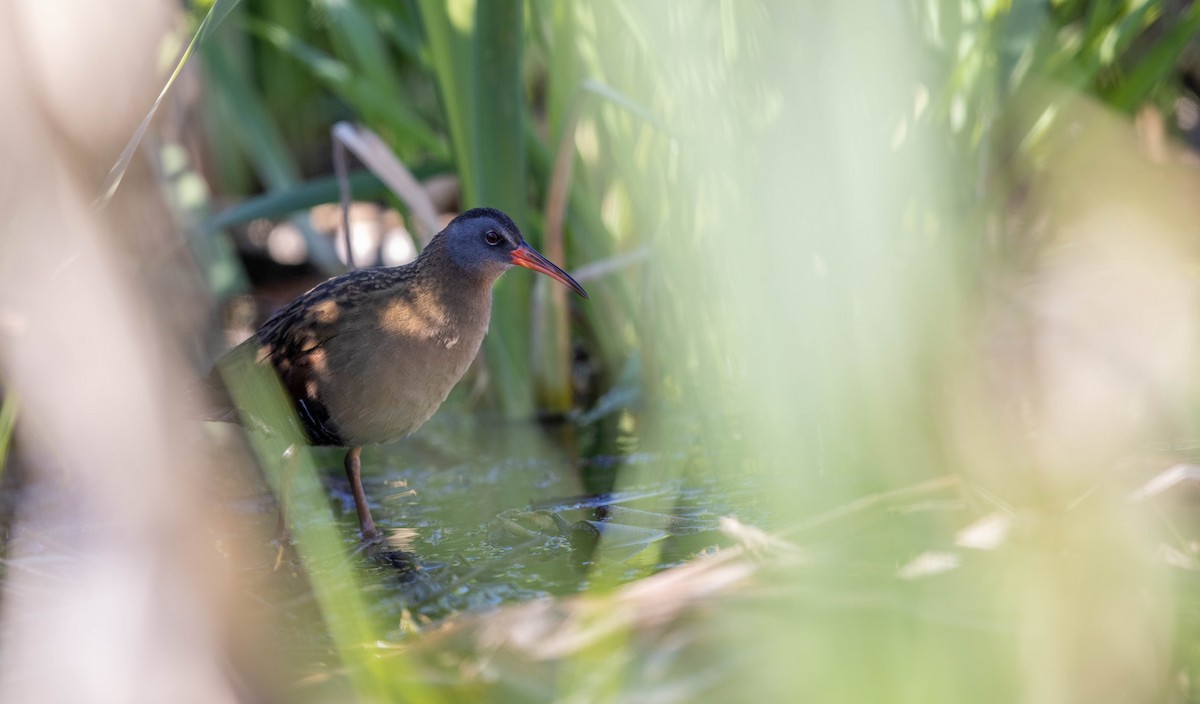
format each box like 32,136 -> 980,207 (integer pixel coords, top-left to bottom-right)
313,0 -> 445,154
0,391 -> 17,482
581,78 -> 669,135
246,18 -> 354,89
195,0 -> 242,44
416,0 -> 470,184
532,0 -> 583,414
1046,2 -> 1159,90
254,0 -> 318,147
1109,3 -> 1200,111
204,26 -> 344,274
204,32 -> 298,191
203,170 -> 385,232
317,0 -> 400,92
1081,0 -> 1121,46
218,348 -> 439,703
475,0 -> 534,418
201,161 -> 449,233
526,121 -> 638,376
469,1 -> 527,213
418,0 -> 527,207
419,0 -> 533,417
541,0 -> 578,139
246,17 -> 445,154
1105,3 -> 1157,62
97,0 -> 243,206
374,0 -> 425,60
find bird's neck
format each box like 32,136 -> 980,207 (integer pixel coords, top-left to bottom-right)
409,239 -> 497,317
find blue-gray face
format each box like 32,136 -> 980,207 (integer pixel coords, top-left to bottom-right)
444,208 -> 524,274
445,208 -> 589,298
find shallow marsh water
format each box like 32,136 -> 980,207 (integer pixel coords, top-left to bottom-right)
311,409 -> 751,628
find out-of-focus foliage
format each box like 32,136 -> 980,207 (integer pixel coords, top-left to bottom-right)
6,0 -> 1195,701
187,2 -> 1200,699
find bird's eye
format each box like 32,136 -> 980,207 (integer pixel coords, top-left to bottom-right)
484,230 -> 502,246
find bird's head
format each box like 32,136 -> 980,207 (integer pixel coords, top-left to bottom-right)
440,208 -> 588,298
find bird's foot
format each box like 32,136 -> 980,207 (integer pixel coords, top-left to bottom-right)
350,528 -> 385,559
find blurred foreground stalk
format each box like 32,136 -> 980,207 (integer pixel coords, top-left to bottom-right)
0,2 -> 251,701
592,3 -> 1195,701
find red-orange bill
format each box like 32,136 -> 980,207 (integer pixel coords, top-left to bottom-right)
511,244 -> 588,299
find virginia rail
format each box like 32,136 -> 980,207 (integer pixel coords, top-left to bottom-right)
212,208 -> 587,539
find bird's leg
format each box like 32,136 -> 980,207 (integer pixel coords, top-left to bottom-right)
344,446 -> 377,540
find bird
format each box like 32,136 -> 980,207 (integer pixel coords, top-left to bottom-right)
209,207 -> 587,540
